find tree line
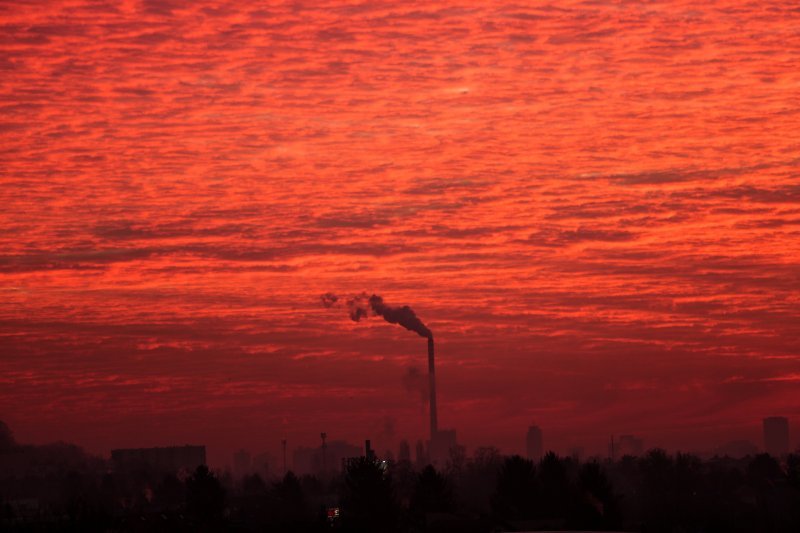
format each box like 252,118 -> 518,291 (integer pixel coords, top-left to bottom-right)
4,441 -> 800,531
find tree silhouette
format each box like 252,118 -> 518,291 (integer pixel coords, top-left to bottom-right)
411,464 -> 453,521
638,448 -> 675,531
233,473 -> 268,529
459,446 -> 502,515
0,420 -> 15,453
445,444 -> 466,479
746,453 -> 798,531
787,453 -> 800,490
185,464 -> 226,527
390,456 -> 417,509
538,451 -> 569,519
154,472 -> 185,510
268,470 -> 308,529
747,453 -> 782,488
492,455 -> 537,520
242,472 -> 267,496
570,460 -> 621,530
341,457 -> 396,533
673,452 -> 704,529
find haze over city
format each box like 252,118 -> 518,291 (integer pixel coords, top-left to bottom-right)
2,0 -> 799,472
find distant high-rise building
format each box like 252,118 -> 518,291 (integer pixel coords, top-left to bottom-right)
618,435 -> 644,457
526,426 -> 543,461
398,440 -> 411,463
292,440 -> 361,476
569,446 -> 584,461
233,449 -> 252,479
430,429 -> 457,465
763,417 -> 790,457
252,451 -> 273,479
414,439 -> 428,469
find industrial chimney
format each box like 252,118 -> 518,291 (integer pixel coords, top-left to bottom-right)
365,439 -> 375,461
322,292 -> 444,451
428,337 -> 438,440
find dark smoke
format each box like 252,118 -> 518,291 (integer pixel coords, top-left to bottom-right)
320,292 -> 339,308
368,294 -> 432,339
346,293 -> 370,321
322,292 -> 433,339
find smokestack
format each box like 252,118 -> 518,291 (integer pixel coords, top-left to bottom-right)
428,337 -> 438,439
322,292 -> 439,440
281,439 -> 287,474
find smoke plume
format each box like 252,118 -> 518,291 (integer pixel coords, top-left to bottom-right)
320,292 -> 338,308
368,294 -> 432,339
346,293 -> 370,322
322,292 -> 432,339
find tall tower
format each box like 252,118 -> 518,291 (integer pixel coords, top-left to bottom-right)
428,337 -> 438,439
763,417 -> 790,457
398,440 -> 411,463
281,439 -> 287,475
233,449 -> 251,479
526,425 -> 543,461
321,432 -> 328,472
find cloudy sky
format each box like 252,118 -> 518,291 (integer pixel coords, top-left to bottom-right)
1,0 -> 799,465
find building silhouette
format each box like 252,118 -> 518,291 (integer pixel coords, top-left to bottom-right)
526,425 -> 543,461
430,429 -> 457,466
763,417 -> 790,457
111,445 -> 206,474
233,449 -> 252,479
414,439 -> 428,469
569,446 -> 584,461
397,439 -> 411,463
292,439 -> 361,475
252,451 -> 274,479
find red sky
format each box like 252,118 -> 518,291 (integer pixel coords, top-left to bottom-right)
1,0 -> 799,466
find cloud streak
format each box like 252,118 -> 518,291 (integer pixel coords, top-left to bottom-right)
1,0 -> 799,460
